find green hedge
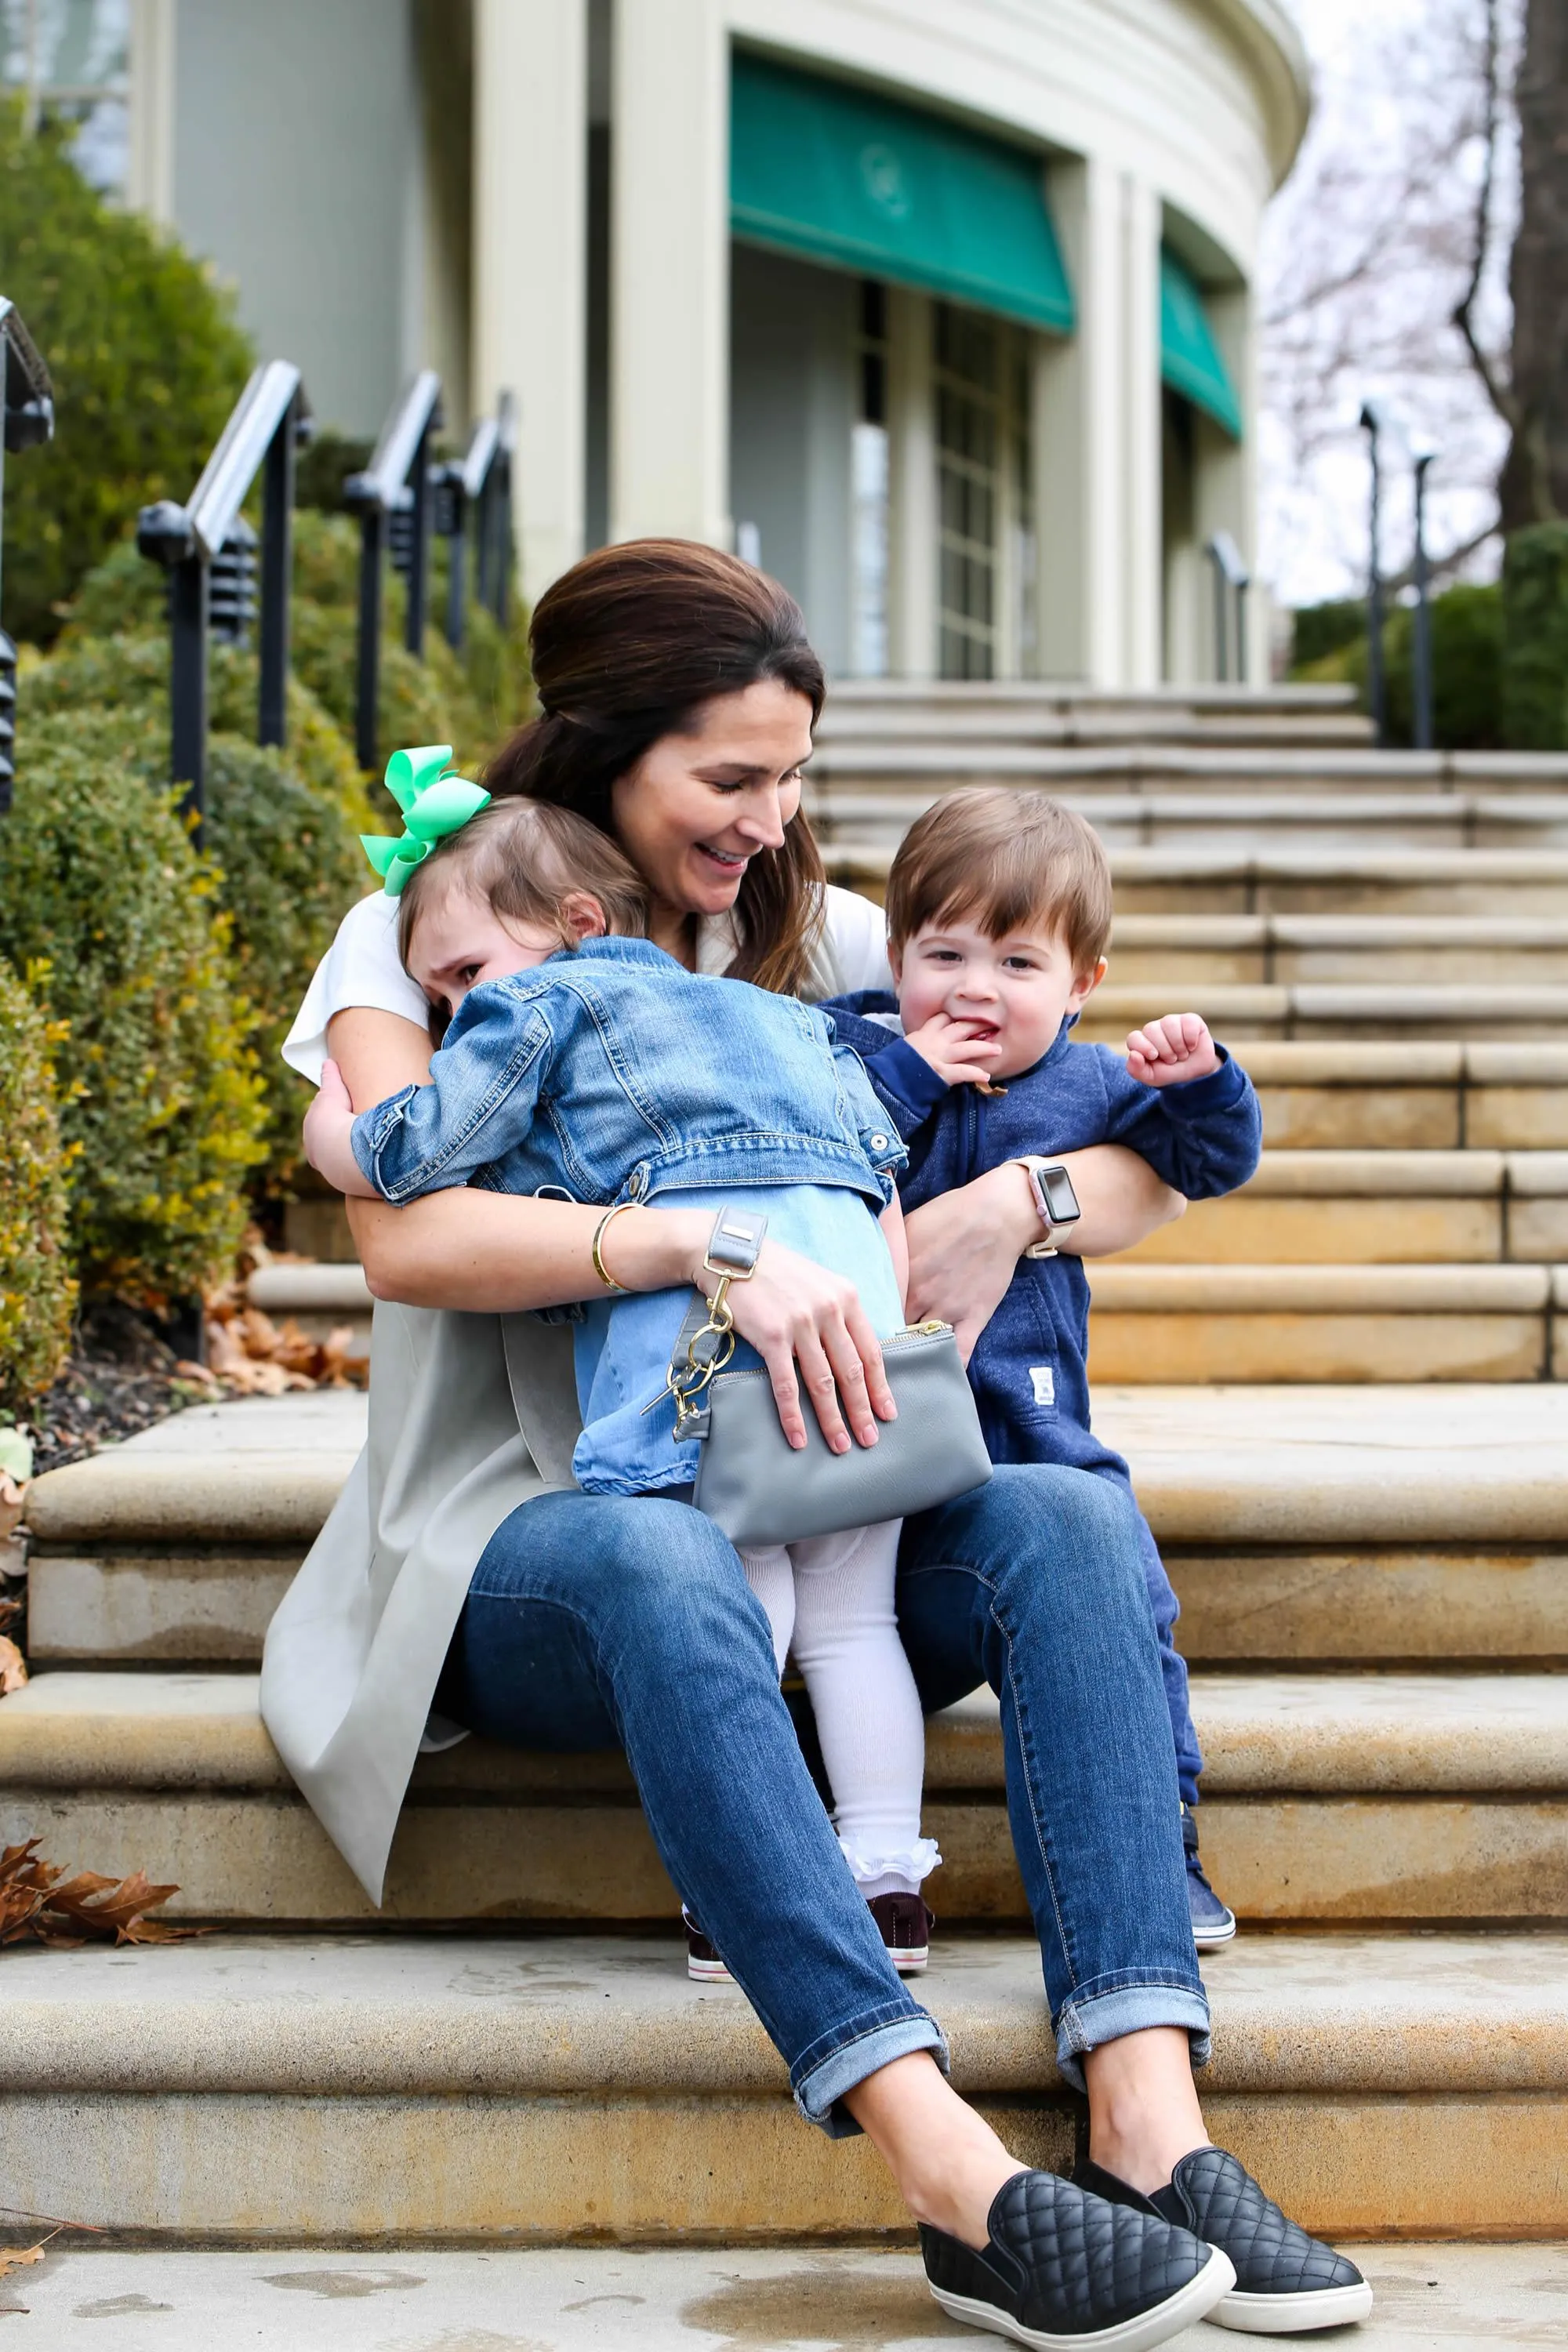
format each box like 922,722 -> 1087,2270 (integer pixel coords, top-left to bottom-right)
0,956 -> 77,1410
0,100 -> 253,645
1501,524 -> 1568,751
0,728 -> 267,1306
1293,584 -> 1504,751
1290,599 -> 1367,671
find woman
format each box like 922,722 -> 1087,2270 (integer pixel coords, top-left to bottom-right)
266,541 -> 1369,2345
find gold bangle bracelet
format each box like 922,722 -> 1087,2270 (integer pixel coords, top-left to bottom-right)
591,1200 -> 636,1295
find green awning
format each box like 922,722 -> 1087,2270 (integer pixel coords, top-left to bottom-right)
731,52 -> 1074,335
1160,247 -> 1242,439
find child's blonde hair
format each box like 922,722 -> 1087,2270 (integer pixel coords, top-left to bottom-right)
397,795 -> 648,972
885,786 -> 1112,971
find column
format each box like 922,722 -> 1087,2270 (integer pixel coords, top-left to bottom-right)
1120,174 -> 1163,688
127,0 -> 176,223
885,285 -> 935,677
609,0 -> 729,548
1033,158 -> 1163,687
472,0 -> 587,604
1198,282 -> 1262,681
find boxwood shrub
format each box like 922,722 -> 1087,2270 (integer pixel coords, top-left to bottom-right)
0,957 -> 77,1410
1501,523 -> 1568,751
0,100 -> 252,645
0,726 -> 266,1305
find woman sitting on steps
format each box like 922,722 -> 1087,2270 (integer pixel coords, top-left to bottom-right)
264,538 -> 1371,2349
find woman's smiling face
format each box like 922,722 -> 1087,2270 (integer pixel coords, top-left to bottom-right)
610,678 -> 813,950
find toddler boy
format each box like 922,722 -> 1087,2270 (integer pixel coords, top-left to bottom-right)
824,786 -> 1262,1950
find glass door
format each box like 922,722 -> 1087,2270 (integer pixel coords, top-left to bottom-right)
933,302 -> 1033,680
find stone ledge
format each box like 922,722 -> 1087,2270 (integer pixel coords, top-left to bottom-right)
1114,913 -> 1568,949
0,1930 -> 1561,2097
1087,1263 -> 1553,1312
248,1264 -> 372,1315
1088,983 -> 1568,1030
25,1454 -> 356,1545
5,1671 -> 1564,1796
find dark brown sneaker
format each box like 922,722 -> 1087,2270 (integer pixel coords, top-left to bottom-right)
868,1889 -> 934,1973
682,1905 -> 732,1983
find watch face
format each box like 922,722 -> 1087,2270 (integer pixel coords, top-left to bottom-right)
1037,1165 -> 1082,1225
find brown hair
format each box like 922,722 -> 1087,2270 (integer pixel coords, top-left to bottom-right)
397,798 -> 648,1033
885,787 -> 1113,971
482,539 -> 828,996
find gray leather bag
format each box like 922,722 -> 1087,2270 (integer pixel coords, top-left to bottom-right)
690,1321 -> 993,1547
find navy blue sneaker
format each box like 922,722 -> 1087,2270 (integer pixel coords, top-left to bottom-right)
1183,1803 -> 1236,1950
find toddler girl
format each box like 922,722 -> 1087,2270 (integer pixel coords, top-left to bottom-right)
304,755 -> 942,1974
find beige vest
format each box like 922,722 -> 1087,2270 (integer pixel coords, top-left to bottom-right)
260,919 -> 864,1903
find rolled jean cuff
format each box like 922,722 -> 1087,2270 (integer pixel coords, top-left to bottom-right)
794,2009 -> 949,2139
1054,1982 -> 1213,2096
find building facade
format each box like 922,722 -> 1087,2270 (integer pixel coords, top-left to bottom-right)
7,0 -> 1308,685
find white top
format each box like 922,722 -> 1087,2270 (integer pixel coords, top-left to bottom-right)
282,882 -> 895,1086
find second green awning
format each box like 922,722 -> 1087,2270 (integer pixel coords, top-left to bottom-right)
731,52 -> 1074,335
1160,248 -> 1242,439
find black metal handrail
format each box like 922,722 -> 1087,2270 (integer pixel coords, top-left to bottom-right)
1359,400 -> 1439,750
435,388 -> 516,652
343,368 -> 442,771
1204,530 -> 1250,685
0,296 -> 56,815
137,359 -> 311,827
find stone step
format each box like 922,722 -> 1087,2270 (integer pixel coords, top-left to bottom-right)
2,1668 -> 1563,1928
1232,1042 -> 1568,1150
0,1926 -> 1559,2239
809,744 -> 1568,792
24,1386 -> 1568,1665
1106,846 -> 1568,916
1077,979 -> 1568,1040
1133,1149 -> 1568,1266
1087,1262 -> 1566,1383
243,1261 -> 1568,1386
1108,913 -> 1568,986
815,792 -> 1568,858
816,677 -> 1372,750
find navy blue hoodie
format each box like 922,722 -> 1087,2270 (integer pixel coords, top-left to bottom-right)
822,994 -> 1262,1479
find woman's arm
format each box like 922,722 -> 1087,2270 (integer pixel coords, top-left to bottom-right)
902,1146 -> 1184,1358
330,1006 -> 897,1454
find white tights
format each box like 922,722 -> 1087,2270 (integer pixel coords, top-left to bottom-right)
739,1519 -> 940,1898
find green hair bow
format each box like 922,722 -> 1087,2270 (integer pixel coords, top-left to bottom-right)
360,744 -> 492,896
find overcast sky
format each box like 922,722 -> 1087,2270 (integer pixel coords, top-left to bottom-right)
1258,0 -> 1515,612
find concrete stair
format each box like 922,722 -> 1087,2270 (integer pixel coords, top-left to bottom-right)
0,1929 -> 1561,2243
11,690 -> 1568,2252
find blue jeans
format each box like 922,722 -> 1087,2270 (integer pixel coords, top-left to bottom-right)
440,1465 -> 1209,2132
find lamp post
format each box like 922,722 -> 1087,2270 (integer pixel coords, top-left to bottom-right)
1359,401 -> 1391,746
0,298 -> 56,815
1409,434 -> 1439,753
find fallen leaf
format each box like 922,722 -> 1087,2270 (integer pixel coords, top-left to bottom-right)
0,1841 -> 200,1946
0,2245 -> 46,2280
0,1470 -> 27,1544
0,1637 -> 26,1697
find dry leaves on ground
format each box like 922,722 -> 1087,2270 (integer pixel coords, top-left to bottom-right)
198,1232 -> 368,1396
0,1638 -> 25,1696
0,1838 -> 201,1948
0,2243 -> 49,2281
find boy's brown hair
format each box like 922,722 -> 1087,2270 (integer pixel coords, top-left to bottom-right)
884,786 -> 1112,972
397,797 -> 648,1033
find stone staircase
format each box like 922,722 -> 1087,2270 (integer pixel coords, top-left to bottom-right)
6,690 -> 1567,2253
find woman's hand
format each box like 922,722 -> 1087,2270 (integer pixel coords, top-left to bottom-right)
904,1147 -> 1185,1357
699,1237 -> 898,1456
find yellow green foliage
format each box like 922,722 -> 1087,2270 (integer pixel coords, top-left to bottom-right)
0,729 -> 267,1305
0,957 -> 78,1408
0,100 -> 253,644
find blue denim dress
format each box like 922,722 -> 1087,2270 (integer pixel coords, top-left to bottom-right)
351,938 -> 906,1494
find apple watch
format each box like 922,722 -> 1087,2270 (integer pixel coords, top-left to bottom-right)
1013,1156 -> 1082,1259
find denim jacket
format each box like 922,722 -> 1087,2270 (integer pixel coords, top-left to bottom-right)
352,936 -> 906,1210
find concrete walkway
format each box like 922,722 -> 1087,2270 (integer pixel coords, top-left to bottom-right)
4,2241 -> 1563,2348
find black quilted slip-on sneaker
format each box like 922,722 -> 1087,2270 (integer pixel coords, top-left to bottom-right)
919,2165 -> 1236,2351
1075,2148 -> 1373,2334
1182,1803 -> 1237,1951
